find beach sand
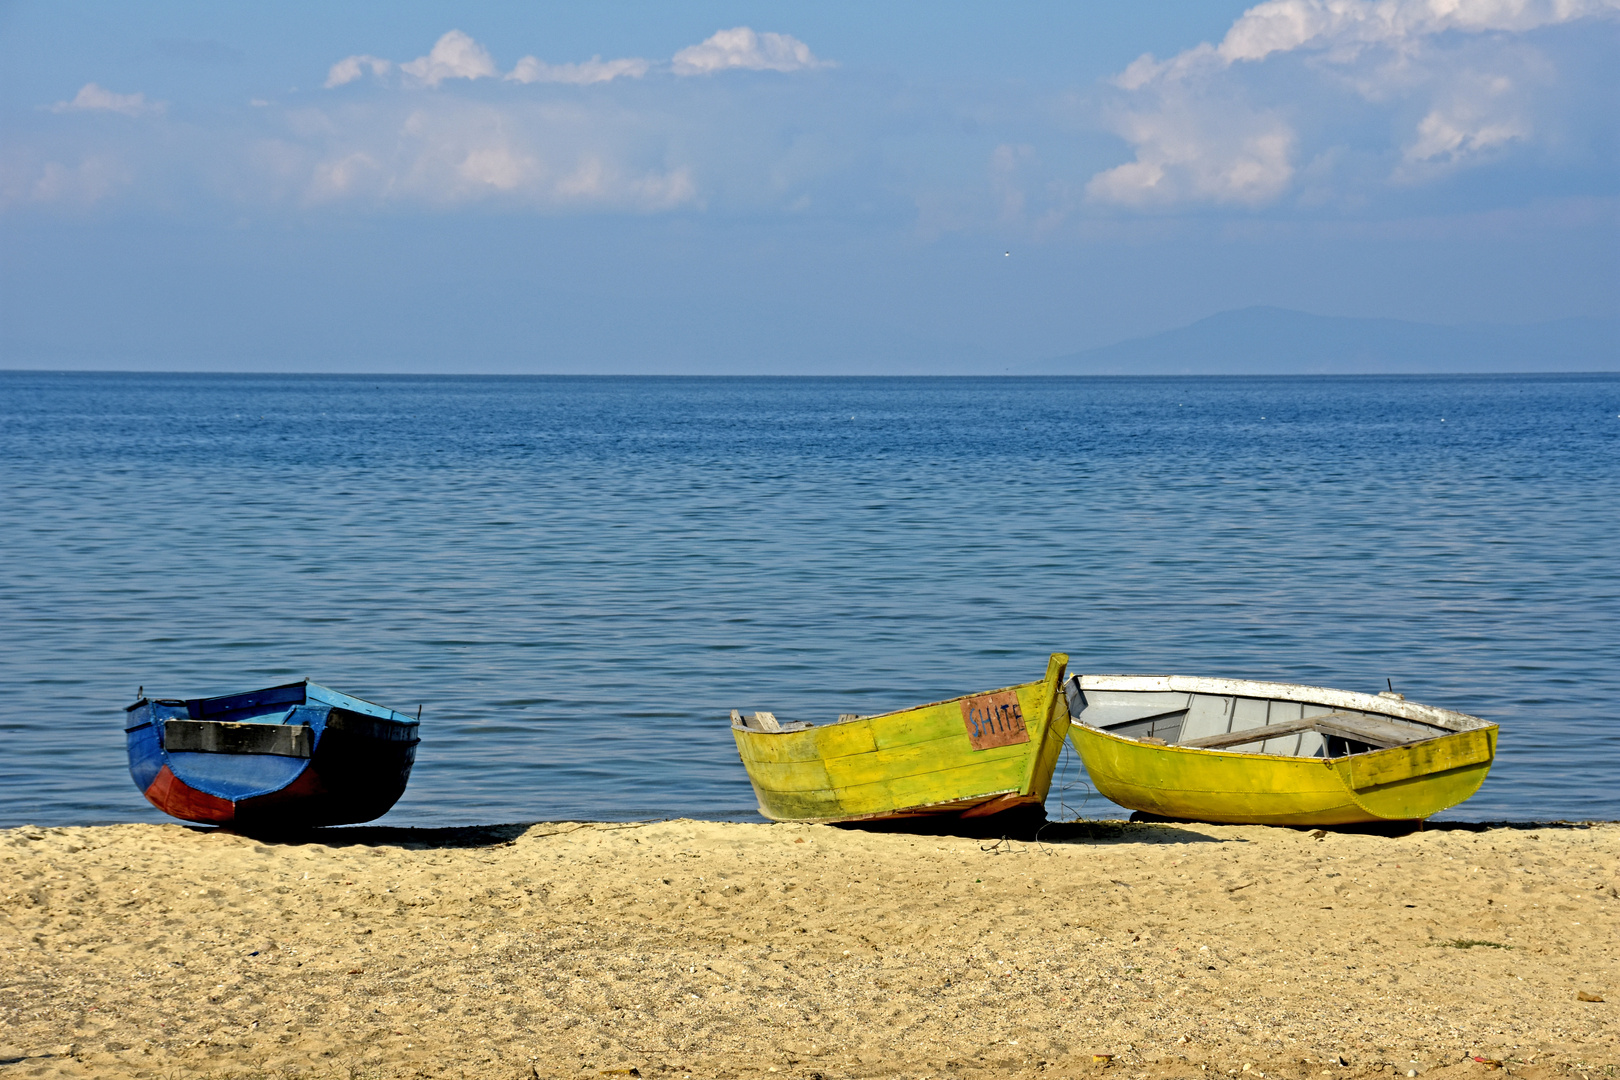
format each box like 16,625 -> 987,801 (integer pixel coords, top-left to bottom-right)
1,818 -> 1614,1079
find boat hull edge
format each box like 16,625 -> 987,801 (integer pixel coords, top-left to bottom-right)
733,654 -> 1070,824
1070,722 -> 1496,826
124,684 -> 419,829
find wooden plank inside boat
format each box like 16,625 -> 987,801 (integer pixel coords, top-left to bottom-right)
1177,714 -> 1327,749
1175,711 -> 1436,751
1066,673 -> 1497,825
1312,714 -> 1435,749
163,719 -> 313,758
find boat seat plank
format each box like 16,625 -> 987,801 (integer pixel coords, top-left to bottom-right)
1177,714 -> 1325,749
163,719 -> 313,758
731,709 -> 783,733
1313,713 -> 1438,749
1176,711 -> 1439,751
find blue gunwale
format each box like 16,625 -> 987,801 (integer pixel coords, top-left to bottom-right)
126,679 -> 414,727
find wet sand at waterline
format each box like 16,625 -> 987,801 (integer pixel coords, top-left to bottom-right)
2,820 -> 1615,1079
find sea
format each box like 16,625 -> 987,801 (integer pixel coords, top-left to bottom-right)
1,371 -> 1616,828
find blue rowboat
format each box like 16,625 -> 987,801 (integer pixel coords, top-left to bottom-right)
123,680 -> 420,828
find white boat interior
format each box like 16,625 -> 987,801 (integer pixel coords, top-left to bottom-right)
1065,674 -> 1485,758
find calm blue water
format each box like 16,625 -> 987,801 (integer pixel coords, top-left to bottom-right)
1,372 -> 1616,826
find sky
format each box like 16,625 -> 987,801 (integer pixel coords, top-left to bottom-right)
1,1 -> 1616,374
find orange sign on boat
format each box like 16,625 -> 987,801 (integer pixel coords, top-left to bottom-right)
961,690 -> 1030,750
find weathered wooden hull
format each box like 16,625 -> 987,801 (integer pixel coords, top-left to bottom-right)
731,654 -> 1070,824
1067,675 -> 1497,826
124,681 -> 419,829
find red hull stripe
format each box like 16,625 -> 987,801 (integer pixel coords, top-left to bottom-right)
142,763 -> 330,825
145,764 -> 236,823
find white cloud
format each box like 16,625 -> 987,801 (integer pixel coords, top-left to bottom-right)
671,27 -> 830,75
1405,103 -> 1525,164
1397,71 -> 1531,176
49,83 -> 164,117
399,30 -> 498,87
295,99 -> 700,212
1088,0 -> 1620,208
1213,0 -> 1620,63
0,154 -> 130,209
286,27 -> 838,214
307,151 -> 382,199
507,55 -> 651,86
325,55 -> 391,88
457,145 -> 538,191
324,28 -> 829,95
552,156 -> 696,207
1088,99 -> 1295,207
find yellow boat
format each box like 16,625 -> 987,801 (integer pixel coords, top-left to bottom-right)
730,654 -> 1070,824
1065,674 -> 1497,826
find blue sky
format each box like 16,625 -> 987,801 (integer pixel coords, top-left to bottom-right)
2,1 -> 1616,373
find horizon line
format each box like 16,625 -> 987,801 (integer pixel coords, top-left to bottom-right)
4,367 -> 1618,380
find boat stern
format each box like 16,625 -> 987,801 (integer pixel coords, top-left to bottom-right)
1332,724 -> 1498,821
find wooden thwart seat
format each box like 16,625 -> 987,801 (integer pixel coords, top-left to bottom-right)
1176,710 -> 1437,751
1312,713 -> 1441,749
731,709 -> 780,732
730,710 -> 813,733
162,719 -> 314,758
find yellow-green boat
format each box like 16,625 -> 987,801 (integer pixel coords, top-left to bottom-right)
1065,674 -> 1497,826
731,654 -> 1070,824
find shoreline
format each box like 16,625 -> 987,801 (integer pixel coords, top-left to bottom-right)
3,818 -> 1614,1078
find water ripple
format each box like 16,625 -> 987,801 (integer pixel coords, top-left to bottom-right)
0,372 -> 1615,825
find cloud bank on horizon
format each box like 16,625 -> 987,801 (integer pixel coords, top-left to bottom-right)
2,2 -> 1615,374
1088,0 -> 1620,208
5,24 -> 837,214
4,3 -> 1616,226
323,27 -> 828,90
298,28 -> 829,211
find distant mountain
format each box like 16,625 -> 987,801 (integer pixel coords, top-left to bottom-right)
1023,307 -> 1619,375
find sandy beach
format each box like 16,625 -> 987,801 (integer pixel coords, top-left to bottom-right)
1,818 -> 1614,1079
